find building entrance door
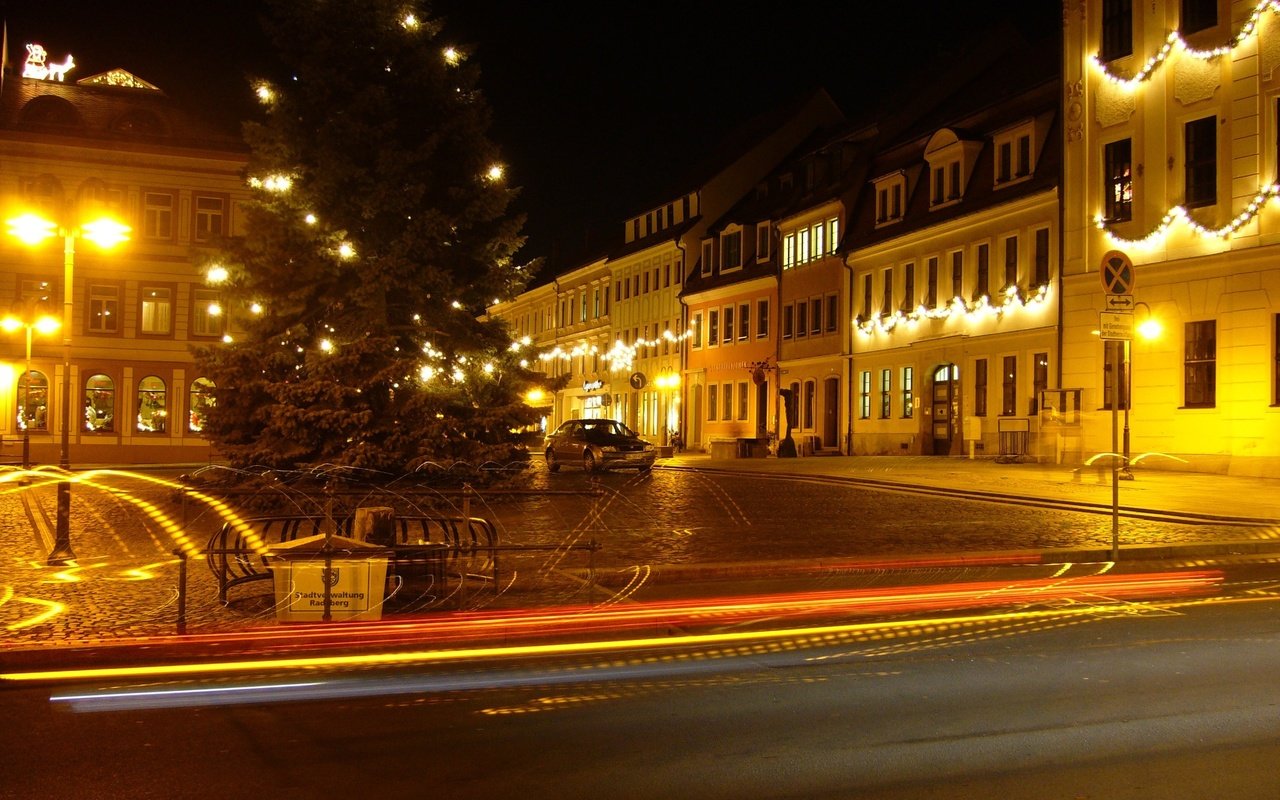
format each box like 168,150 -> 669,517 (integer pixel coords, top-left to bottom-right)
930,364 -> 958,455
822,377 -> 839,448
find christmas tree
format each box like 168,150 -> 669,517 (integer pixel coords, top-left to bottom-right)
192,0 -> 541,475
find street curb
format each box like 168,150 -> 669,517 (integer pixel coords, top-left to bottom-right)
657,464 -> 1280,526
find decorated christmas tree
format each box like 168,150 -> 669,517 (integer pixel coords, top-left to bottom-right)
192,0 -> 541,474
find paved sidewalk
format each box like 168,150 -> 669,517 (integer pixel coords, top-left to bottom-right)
658,453 -> 1280,525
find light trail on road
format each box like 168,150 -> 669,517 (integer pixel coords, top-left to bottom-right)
2,568 -> 1222,686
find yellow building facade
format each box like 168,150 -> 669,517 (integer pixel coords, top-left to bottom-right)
1063,0 -> 1280,474
0,50 -> 248,467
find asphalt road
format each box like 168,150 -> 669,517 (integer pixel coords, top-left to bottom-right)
3,566 -> 1279,799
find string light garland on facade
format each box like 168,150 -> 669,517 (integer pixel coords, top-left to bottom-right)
510,327 -> 694,373
856,284 -> 1051,336
1095,183 -> 1280,247
1091,0 -> 1280,89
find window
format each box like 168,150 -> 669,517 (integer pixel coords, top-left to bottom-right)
787,381 -> 800,428
84,373 -> 115,432
708,384 -> 718,421
192,194 -> 227,242
722,231 -> 742,269
795,301 -> 808,339
812,223 -> 825,260
757,299 -> 769,339
143,191 -> 174,240
824,294 -> 837,334
810,298 -> 822,336
738,382 -> 749,421
702,241 -> 713,275
862,274 -> 873,318
976,244 -> 989,299
948,161 -> 961,200
782,305 -> 794,340
593,287 -> 601,318
1004,237 -> 1018,288
997,141 -> 1012,183
1032,352 -> 1049,415
783,233 -> 796,269
882,268 -> 893,315
1104,138 -> 1133,222
140,287 -> 172,334
722,382 -> 733,421
1001,356 -> 1017,416
692,312 -> 703,348
664,264 -> 670,288
903,263 -> 915,311
136,375 -> 167,433
643,273 -> 650,294
902,366 -> 914,418
1017,134 -> 1032,177
827,217 -> 839,251
1034,228 -> 1050,286
798,228 -> 810,264
951,251 -> 964,300
1185,320 -> 1216,407
17,370 -> 49,432
932,166 -> 945,205
1185,117 -> 1217,209
88,284 -> 119,333
738,303 -> 750,341
880,369 -> 892,419
1103,341 -> 1130,410
859,371 -> 871,419
192,288 -> 223,337
708,309 -> 719,346
1101,0 -> 1133,62
757,224 -> 771,261
1181,0 -> 1216,34
974,358 -> 988,416
723,306 -> 734,346
926,257 -> 939,307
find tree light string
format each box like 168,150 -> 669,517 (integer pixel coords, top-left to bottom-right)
1090,0 -> 1280,90
856,284 -> 1051,336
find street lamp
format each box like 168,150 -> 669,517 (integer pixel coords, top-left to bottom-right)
2,300 -> 61,474
6,211 -> 129,564
1120,301 -> 1161,480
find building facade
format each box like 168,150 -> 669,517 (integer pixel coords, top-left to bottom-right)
848,64 -> 1061,458
1062,0 -> 1280,475
0,46 -> 248,467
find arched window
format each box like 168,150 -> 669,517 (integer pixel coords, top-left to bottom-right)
17,370 -> 49,432
18,96 -> 82,129
84,373 -> 115,432
188,378 -> 215,433
136,375 -> 167,433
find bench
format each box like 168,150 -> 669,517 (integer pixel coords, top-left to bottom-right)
206,513 -> 499,605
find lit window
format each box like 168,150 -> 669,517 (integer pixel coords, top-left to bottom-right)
88,284 -> 119,333
136,375 -> 167,433
140,287 -> 171,334
17,370 -> 49,432
84,373 -> 115,432
192,288 -> 222,337
189,377 -> 215,433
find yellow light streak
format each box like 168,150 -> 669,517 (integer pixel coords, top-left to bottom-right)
0,604 -> 1195,683
6,597 -> 65,631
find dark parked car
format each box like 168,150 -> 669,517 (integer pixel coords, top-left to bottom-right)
544,418 -> 656,473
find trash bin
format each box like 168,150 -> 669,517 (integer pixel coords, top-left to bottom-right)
269,533 -> 394,622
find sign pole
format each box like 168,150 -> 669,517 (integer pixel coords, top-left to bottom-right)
1111,340 -> 1120,561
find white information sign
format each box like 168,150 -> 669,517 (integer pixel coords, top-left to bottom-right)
1099,311 -> 1134,341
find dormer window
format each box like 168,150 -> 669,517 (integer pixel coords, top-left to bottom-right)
925,128 -> 982,210
756,222 -> 771,261
721,229 -> 742,271
994,121 -> 1036,188
873,172 -> 906,226
701,240 -> 714,276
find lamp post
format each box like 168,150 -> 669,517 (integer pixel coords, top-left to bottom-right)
7,212 -> 129,565
2,300 -> 61,474
1119,301 -> 1160,481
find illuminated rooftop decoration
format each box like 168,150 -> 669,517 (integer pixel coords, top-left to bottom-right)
78,69 -> 160,91
22,43 -> 75,82
1090,0 -> 1279,89
856,284 -> 1051,336
1095,183 -> 1280,248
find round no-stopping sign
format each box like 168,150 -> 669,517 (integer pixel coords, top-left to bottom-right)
1100,250 -> 1135,295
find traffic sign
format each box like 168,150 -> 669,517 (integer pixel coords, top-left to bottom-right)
1099,311 -> 1134,341
1101,250 -> 1135,295
1105,294 -> 1135,311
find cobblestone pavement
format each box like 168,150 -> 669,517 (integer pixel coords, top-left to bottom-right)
2,456 -> 1278,649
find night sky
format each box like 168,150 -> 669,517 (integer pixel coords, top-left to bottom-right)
0,0 -> 1057,277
